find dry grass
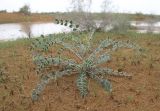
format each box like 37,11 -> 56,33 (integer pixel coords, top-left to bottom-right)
0,32 -> 160,111
0,13 -> 53,23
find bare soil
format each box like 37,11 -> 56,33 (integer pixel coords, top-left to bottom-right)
0,13 -> 53,24
0,35 -> 160,111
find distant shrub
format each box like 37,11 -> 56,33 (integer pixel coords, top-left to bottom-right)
31,19 -> 142,101
0,10 -> 7,13
111,14 -> 130,34
19,4 -> 31,15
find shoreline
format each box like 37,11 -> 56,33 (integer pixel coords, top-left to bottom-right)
0,13 -> 54,24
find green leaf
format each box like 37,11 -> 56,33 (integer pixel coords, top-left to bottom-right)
64,22 -> 68,26
100,79 -> 112,92
73,28 -> 77,31
70,20 -> 73,25
100,39 -> 113,48
32,70 -> 73,101
65,20 -> 68,23
90,74 -> 112,92
69,25 -> 73,28
40,34 -> 44,38
76,72 -> 88,97
97,53 -> 111,64
78,44 -> 86,56
55,19 -> 59,24
76,25 -> 79,28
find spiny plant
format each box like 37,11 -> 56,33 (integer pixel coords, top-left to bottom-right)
31,19 -> 142,101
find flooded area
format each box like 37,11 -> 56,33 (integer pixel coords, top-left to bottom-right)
0,21 -> 160,41
130,21 -> 160,33
0,22 -> 71,41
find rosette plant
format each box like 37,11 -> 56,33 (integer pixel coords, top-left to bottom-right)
31,19 -> 141,101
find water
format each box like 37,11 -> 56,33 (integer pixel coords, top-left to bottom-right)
0,21 -> 160,41
130,21 -> 160,33
0,22 -> 71,41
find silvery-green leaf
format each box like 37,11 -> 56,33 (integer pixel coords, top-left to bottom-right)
32,70 -> 73,101
89,74 -> 112,92
76,72 -> 88,97
97,53 -> 111,64
78,44 -> 87,56
100,79 -> 112,92
76,25 -> 79,28
94,68 -> 132,78
55,19 -> 59,24
100,39 -> 113,48
61,42 -> 82,60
